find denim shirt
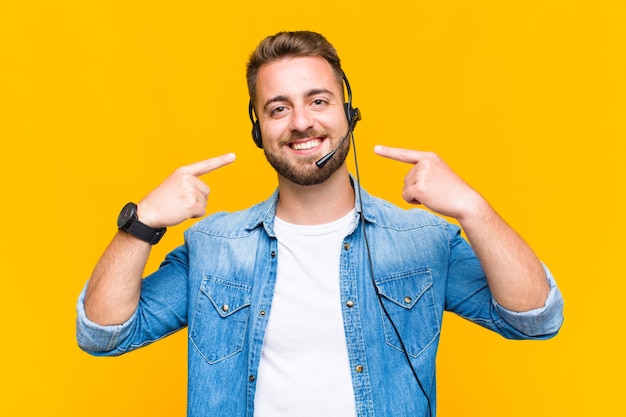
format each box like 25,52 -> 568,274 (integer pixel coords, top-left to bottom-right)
76,185 -> 564,417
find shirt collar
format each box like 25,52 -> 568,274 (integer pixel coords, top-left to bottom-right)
245,174 -> 377,235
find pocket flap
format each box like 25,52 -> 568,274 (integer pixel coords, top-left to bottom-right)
375,268 -> 432,310
201,277 -> 252,318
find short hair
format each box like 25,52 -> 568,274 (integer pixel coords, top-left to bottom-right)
246,31 -> 344,104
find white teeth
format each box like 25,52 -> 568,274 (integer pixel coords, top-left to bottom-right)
291,139 -> 320,150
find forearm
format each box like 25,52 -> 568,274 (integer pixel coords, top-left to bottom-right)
458,198 -> 550,312
84,231 -> 151,326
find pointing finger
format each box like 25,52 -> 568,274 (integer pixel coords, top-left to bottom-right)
374,145 -> 427,165
181,153 -> 237,177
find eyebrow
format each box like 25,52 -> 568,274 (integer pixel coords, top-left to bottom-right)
263,88 -> 336,112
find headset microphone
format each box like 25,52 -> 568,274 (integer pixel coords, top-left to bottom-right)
315,108 -> 361,168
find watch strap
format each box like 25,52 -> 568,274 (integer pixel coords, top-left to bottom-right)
125,219 -> 167,245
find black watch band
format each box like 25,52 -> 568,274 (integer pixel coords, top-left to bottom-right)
117,202 -> 167,245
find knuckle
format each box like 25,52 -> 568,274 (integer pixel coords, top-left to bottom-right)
173,166 -> 188,175
423,151 -> 437,161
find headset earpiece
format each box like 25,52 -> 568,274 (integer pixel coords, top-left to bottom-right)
345,104 -> 361,131
252,120 -> 262,149
249,101 -> 263,148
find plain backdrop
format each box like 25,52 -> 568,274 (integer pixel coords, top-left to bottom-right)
1,1 -> 624,416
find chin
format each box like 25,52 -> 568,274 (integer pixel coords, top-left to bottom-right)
265,138 -> 350,186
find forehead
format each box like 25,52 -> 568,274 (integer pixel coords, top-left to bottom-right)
255,56 -> 342,105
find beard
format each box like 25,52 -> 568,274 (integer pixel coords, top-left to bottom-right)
263,129 -> 351,186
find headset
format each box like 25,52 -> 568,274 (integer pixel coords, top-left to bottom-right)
248,72 -> 360,149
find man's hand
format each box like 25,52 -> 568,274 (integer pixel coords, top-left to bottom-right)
374,145 -> 485,221
136,153 -> 236,228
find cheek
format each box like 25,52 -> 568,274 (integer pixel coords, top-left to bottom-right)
321,111 -> 349,132
262,118 -> 290,138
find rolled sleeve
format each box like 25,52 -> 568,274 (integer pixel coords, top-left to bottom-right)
75,283 -> 137,355
494,266 -> 564,338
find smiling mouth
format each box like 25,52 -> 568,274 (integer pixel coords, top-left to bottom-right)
289,138 -> 322,150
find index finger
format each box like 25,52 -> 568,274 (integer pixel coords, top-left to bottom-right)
373,145 -> 426,164
182,153 -> 237,177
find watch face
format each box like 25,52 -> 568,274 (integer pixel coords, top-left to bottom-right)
117,202 -> 136,229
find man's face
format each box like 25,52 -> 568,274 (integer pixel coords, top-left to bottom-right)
254,56 -> 350,186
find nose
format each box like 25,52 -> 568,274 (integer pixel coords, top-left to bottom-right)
289,105 -> 315,133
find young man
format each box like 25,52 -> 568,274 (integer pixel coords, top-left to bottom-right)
77,31 -> 563,416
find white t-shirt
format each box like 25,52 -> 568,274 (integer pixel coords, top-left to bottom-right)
254,210 -> 358,417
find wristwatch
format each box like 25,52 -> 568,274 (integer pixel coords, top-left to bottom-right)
117,202 -> 167,245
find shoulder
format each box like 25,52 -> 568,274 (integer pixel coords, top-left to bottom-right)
361,190 -> 462,245
186,193 -> 277,239
363,191 -> 450,230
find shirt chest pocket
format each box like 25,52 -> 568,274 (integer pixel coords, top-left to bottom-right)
375,268 -> 441,358
189,276 -> 252,364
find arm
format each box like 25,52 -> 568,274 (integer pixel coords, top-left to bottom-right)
84,153 -> 236,326
374,145 -> 549,312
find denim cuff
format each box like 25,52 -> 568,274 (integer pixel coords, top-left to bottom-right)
75,283 -> 136,355
493,266 -> 564,338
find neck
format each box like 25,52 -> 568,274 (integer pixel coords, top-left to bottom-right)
276,167 -> 354,225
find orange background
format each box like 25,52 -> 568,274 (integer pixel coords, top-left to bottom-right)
1,1 -> 624,416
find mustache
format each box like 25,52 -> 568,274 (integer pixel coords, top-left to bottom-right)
288,129 -> 328,141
